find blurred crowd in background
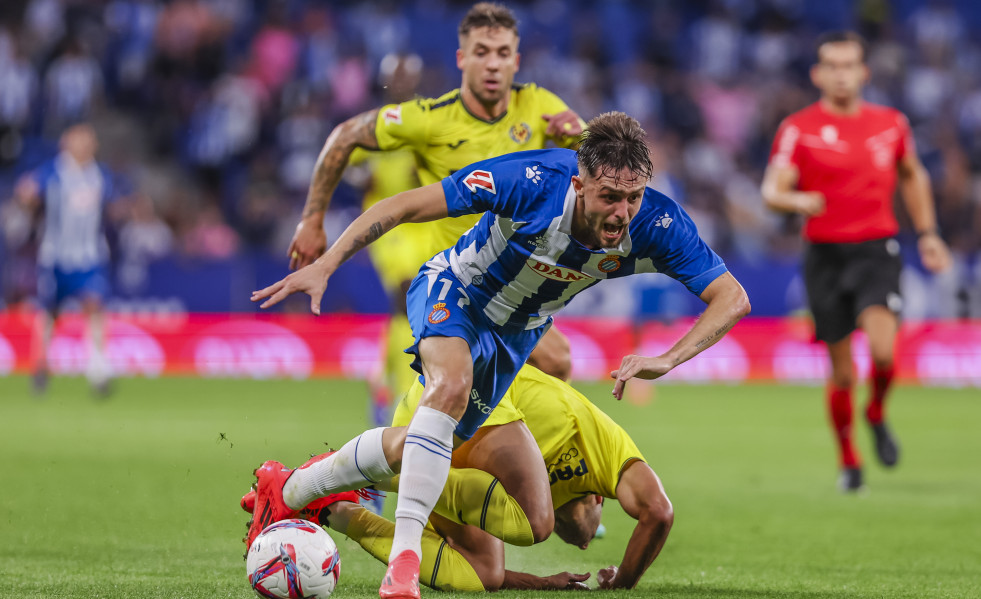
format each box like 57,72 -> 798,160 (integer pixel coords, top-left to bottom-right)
1,0 -> 979,317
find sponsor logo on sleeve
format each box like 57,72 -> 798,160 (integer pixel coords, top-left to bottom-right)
525,165 -> 542,184
383,105 -> 402,125
428,302 -> 450,324
463,170 -> 496,194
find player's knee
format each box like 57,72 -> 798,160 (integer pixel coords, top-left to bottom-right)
421,375 -> 472,420
830,371 -> 855,389
474,563 -> 504,592
382,427 -> 407,470
870,355 -> 894,372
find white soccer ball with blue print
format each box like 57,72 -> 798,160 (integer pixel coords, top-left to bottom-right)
246,519 -> 341,599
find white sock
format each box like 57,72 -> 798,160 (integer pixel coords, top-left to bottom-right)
283,427 -> 395,510
391,406 -> 457,561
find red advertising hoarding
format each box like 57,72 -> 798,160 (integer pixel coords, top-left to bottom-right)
1,312 -> 978,387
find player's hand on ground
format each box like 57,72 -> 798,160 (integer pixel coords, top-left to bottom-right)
287,219 -> 327,270
611,355 -> 674,400
918,233 -> 952,273
542,110 -> 584,139
543,571 -> 590,591
251,262 -> 329,314
795,191 -> 825,216
596,565 -> 618,589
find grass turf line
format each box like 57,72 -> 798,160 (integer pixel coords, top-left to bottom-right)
0,376 -> 978,598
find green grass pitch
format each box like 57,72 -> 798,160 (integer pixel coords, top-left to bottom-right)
1,375 -> 978,598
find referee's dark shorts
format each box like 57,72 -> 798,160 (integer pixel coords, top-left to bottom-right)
803,237 -> 903,344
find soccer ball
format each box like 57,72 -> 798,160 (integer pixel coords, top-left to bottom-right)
246,519 -> 341,599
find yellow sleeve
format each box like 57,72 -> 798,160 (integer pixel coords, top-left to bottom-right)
375,99 -> 431,152
531,86 -> 586,149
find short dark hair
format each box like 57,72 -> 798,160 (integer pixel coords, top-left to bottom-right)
816,30 -> 868,63
577,112 -> 653,182
458,2 -> 519,39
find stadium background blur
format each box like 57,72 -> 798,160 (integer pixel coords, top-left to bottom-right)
1,0 -> 979,319
2,4 -> 980,597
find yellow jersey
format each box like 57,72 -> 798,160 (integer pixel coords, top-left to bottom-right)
374,83 -> 581,257
394,365 -> 644,509
349,147 -> 434,293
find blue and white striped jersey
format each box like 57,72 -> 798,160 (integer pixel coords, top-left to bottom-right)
431,148 -> 727,330
33,153 -> 116,271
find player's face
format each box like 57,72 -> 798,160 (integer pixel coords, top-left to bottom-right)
457,26 -> 520,107
811,41 -> 868,104
571,168 -> 646,250
553,495 -> 603,550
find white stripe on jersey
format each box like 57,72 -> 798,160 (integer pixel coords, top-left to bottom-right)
448,215 -> 524,287
483,183 -> 580,327
532,275 -> 597,323
423,253 -> 451,296
634,257 -> 658,274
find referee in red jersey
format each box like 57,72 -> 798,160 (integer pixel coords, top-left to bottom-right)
761,31 -> 951,492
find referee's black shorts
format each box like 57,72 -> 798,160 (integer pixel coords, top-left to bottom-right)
803,237 -> 903,344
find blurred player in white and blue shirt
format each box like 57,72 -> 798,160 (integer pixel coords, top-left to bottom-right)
15,123 -> 117,395
249,112 -> 751,599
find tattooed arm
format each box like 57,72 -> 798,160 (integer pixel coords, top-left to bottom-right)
288,109 -> 381,270
253,182 -> 449,314
611,272 -> 750,399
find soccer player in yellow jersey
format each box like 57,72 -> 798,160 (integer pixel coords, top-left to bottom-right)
287,2 -> 584,382
405,365 -> 674,590
246,365 -> 674,590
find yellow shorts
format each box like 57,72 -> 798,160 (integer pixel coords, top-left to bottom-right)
392,379 -> 524,429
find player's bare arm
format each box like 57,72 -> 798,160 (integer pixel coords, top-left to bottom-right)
501,569 -> 591,591
896,151 -> 952,273
254,182 -> 449,314
611,272 -> 750,399
288,108 -> 381,270
598,460 -> 673,589
760,163 -> 825,216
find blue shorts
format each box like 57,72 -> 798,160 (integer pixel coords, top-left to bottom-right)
404,269 -> 547,440
37,265 -> 109,312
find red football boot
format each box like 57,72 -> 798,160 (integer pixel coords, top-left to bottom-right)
241,452 -> 378,538
243,460 -> 299,550
379,550 -> 421,599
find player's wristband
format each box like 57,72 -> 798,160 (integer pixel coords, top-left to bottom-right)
916,228 -> 939,239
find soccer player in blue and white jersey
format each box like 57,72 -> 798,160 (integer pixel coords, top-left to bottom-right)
247,112 -> 750,599
15,124 -> 118,396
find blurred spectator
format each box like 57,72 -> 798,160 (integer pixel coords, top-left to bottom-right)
116,192 -> 173,294
181,202 -> 239,259
0,189 -> 40,307
44,36 -> 103,134
246,1 -> 299,97
0,30 -> 36,166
